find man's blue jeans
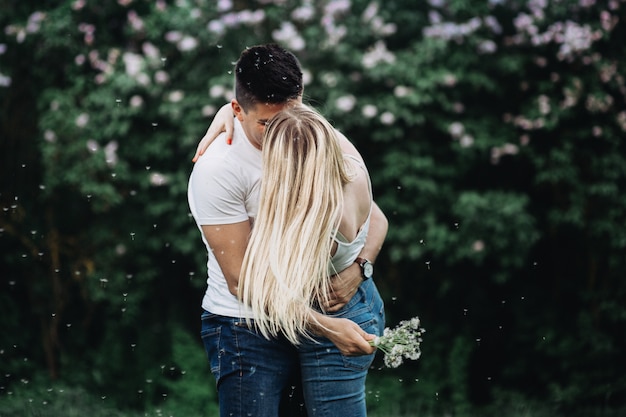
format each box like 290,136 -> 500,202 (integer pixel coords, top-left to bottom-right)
200,311 -> 305,417
200,279 -> 384,417
299,278 -> 385,417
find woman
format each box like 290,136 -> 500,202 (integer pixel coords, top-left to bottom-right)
239,105 -> 385,416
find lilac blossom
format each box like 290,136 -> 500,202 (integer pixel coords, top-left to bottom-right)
104,141 -> 118,167
292,3 -> 315,22
335,95 -> 356,112
362,104 -> 378,118
362,40 -> 395,69
272,22 -> 305,51
149,172 -> 169,186
0,73 -> 11,87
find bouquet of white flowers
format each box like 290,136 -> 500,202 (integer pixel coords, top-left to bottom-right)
370,316 -> 425,368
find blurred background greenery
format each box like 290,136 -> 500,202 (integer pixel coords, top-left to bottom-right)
1,0 -> 625,416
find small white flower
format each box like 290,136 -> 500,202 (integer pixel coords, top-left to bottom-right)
370,315 -> 425,368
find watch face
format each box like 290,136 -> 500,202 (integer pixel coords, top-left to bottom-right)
363,262 -> 374,278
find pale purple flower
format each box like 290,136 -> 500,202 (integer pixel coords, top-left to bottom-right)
380,112 -> 395,125
154,70 -> 169,84
393,85 -> 411,98
592,126 -> 603,137
370,17 -> 397,36
130,95 -> 143,108
427,0 -> 445,7
272,22 -> 305,51
123,52 -> 143,76
168,90 -> 184,103
26,11 -> 45,34
361,104 -> 378,118
127,10 -> 144,31
104,141 -> 118,167
0,73 -> 11,87
448,122 -> 465,138
164,31 -> 183,43
221,12 -> 239,27
202,105 -> 217,117
207,19 -> 226,35
178,36 -> 198,52
361,2 -> 378,22
142,42 -> 160,61
429,11 -> 442,24
616,112 -> 626,131
292,5 -> 315,21
472,240 -> 485,252
335,95 -> 356,112
217,0 -> 232,12
136,73 -> 150,86
44,130 -> 57,143
362,40 -> 395,69
75,113 -> 90,128
324,0 -> 351,17
210,84 -> 227,98
86,139 -> 99,153
72,0 -> 86,10
483,16 -> 502,34
459,134 -> 474,148
513,13 -> 534,32
477,40 -> 497,54
537,95 -> 551,115
149,172 -> 169,186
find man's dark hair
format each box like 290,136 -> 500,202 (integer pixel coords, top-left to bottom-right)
234,43 -> 303,112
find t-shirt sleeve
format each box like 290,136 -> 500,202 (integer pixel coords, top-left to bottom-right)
188,155 -> 249,225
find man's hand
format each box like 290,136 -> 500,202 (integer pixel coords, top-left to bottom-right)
192,102 -> 235,162
324,262 -> 362,312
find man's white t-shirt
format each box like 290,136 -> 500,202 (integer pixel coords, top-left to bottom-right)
188,119 -> 261,318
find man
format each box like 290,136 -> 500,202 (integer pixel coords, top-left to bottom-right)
188,43 -> 387,417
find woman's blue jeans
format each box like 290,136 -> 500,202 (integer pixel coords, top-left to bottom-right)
200,278 -> 385,417
299,278 -> 385,417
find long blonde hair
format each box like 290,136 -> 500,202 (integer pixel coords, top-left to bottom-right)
239,105 -> 353,344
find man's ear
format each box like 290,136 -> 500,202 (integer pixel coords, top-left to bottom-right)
232,99 -> 244,121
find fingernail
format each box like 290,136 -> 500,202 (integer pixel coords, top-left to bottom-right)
226,138 -> 232,145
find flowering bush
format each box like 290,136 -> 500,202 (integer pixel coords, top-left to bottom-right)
1,0 -> 625,414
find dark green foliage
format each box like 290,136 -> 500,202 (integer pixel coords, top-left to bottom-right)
1,0 -> 626,414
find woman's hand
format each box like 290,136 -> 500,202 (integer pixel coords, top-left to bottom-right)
312,313 -> 376,356
192,102 -> 235,162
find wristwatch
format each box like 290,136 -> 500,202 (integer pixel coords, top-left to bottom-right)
355,257 -> 374,280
